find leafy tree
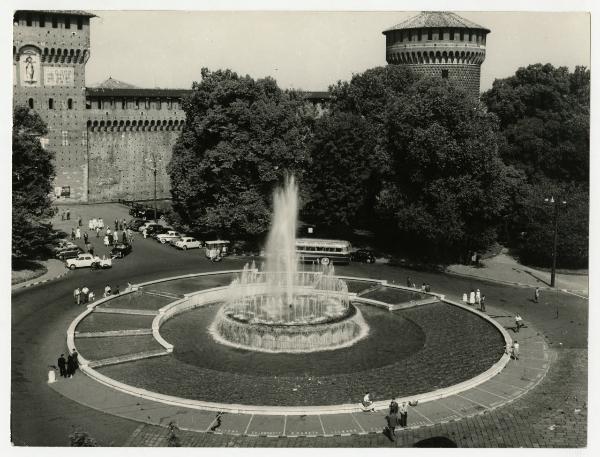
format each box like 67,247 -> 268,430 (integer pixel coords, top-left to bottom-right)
376,78 -> 511,261
12,106 -> 56,260
69,430 -> 98,447
482,64 -> 589,183
168,68 -> 313,241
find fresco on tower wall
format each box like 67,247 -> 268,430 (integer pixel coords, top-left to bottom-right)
19,50 -> 40,87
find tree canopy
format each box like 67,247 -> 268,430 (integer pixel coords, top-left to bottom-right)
482,63 -> 589,183
12,106 -> 56,260
168,68 -> 313,240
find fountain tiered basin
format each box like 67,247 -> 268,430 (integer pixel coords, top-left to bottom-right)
210,266 -> 370,353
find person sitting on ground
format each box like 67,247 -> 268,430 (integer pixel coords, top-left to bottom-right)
104,285 -> 112,298
362,392 -> 375,412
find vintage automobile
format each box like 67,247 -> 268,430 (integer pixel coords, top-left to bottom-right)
350,249 -> 376,264
56,246 -> 84,261
65,253 -> 112,270
127,218 -> 147,231
175,237 -> 202,250
111,243 -> 133,259
155,230 -> 184,244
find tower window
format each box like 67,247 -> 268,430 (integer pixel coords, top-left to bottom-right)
135,99 -> 140,109
167,99 -> 172,110
427,29 -> 432,40
408,30 -> 413,41
48,98 -> 54,109
40,14 -> 45,27
460,30 -> 464,41
145,98 -> 150,109
441,70 -> 449,79
121,99 -> 126,109
469,31 -> 473,41
26,14 -> 32,26
67,98 -> 73,109
97,99 -> 101,109
65,16 -> 70,29
28,98 -> 34,109
449,29 -> 454,40
77,18 -> 83,30
418,30 -> 423,41
52,16 -> 58,28
156,99 -> 161,110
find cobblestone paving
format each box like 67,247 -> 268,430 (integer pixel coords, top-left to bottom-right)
122,348 -> 587,447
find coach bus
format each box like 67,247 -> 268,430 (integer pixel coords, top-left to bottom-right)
295,238 -> 352,265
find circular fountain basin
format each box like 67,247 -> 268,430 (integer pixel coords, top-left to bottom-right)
209,302 -> 369,353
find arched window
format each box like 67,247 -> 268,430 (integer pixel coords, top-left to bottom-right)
48,98 -> 54,109
28,98 -> 34,109
67,98 -> 73,109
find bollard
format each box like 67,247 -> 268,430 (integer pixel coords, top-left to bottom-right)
47,369 -> 56,384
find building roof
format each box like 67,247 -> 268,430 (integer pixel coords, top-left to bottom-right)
93,77 -> 139,89
86,87 -> 193,98
17,10 -> 97,18
384,11 -> 490,33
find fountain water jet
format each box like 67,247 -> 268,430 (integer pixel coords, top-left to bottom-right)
209,175 -> 369,353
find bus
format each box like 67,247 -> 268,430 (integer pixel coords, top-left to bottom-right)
295,238 -> 352,265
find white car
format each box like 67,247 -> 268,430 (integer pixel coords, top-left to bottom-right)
175,237 -> 202,250
65,253 -> 112,270
156,230 -> 184,244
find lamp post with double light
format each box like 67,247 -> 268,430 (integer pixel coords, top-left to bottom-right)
544,196 -> 567,287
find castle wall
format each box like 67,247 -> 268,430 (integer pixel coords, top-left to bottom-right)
403,64 -> 481,99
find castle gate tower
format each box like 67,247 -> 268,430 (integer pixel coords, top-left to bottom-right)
13,10 -> 95,202
383,11 -> 490,99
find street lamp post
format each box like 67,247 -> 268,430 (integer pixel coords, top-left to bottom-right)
145,154 -> 162,223
544,196 -> 567,287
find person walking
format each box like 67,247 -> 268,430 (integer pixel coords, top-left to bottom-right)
71,228 -> 76,241
88,290 -> 95,302
469,289 -> 476,306
114,285 -> 120,295
57,354 -> 67,378
389,397 -> 399,414
96,226 -> 100,238
113,230 -> 119,245
78,216 -> 82,227
385,410 -> 400,441
462,292 -> 468,305
66,208 -> 70,220
406,277 -> 412,288
81,286 -> 90,304
72,350 -> 79,373
107,232 -> 113,245
512,340 -> 520,360
534,287 -> 540,303
103,235 -> 110,247
88,245 -> 95,256
75,227 -> 81,240
476,289 -> 481,306
114,219 -> 119,230
480,294 -> 486,312
61,211 -> 65,221
83,232 -> 89,244
398,402 -> 408,427
73,287 -> 81,305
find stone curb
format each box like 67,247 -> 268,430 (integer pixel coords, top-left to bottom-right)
12,269 -> 69,291
67,270 -> 513,417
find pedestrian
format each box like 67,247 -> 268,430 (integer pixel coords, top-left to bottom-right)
143,228 -> 148,239
114,285 -> 120,295
398,402 -> 408,427
96,226 -> 100,238
74,287 -> 81,305
480,294 -> 486,312
88,218 -> 93,230
512,340 -> 520,360
72,350 -> 79,372
88,245 -> 94,256
469,289 -> 476,306
515,313 -> 523,332
71,228 -> 76,241
534,287 -> 540,303
385,410 -> 399,441
81,286 -> 90,304
104,285 -> 112,298
75,227 -> 81,240
107,232 -> 113,245
66,208 -> 70,220
114,219 -> 119,230
83,232 -> 89,244
113,230 -> 119,245
98,218 -> 104,228
406,277 -> 412,287
88,290 -> 95,302
103,235 -> 109,247
471,252 -> 477,265
421,282 -> 427,292
126,282 -> 133,291
122,231 -> 128,244
57,354 -> 67,378
122,218 -> 126,230
66,354 -> 75,377
362,392 -> 375,412
476,289 -> 481,306
425,283 -> 431,292
61,211 -> 65,221
462,292 -> 468,305
389,397 -> 399,414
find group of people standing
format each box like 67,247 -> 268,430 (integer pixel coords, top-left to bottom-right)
463,288 -> 486,312
57,351 -> 79,378
102,227 -> 132,247
73,286 -> 94,305
361,392 -> 412,441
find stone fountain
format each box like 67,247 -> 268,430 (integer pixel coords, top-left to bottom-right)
209,176 -> 369,353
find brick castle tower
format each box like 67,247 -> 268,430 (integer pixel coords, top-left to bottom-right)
383,11 -> 490,99
13,10 -> 95,201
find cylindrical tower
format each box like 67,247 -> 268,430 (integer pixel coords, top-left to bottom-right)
383,11 -> 490,99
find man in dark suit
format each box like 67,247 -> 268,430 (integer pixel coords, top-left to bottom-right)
57,354 -> 67,378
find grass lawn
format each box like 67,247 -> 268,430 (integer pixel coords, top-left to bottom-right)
11,260 -> 48,285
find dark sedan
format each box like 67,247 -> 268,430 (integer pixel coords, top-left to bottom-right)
111,243 -> 132,259
350,249 -> 376,264
56,247 -> 84,261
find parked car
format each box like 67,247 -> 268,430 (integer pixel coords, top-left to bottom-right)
146,225 -> 170,236
155,230 -> 184,244
350,249 -> 376,264
168,235 -> 185,247
52,239 -> 78,254
175,237 -> 202,250
139,222 -> 162,234
127,218 -> 147,230
65,253 -> 112,270
111,243 -> 132,259
56,246 -> 83,261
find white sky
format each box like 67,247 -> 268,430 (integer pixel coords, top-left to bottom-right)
85,11 -> 590,92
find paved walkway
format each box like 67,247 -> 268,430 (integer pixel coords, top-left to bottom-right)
49,302 -> 550,438
11,258 -> 69,291
446,253 -> 588,296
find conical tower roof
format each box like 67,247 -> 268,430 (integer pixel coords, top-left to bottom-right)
384,11 -> 490,33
